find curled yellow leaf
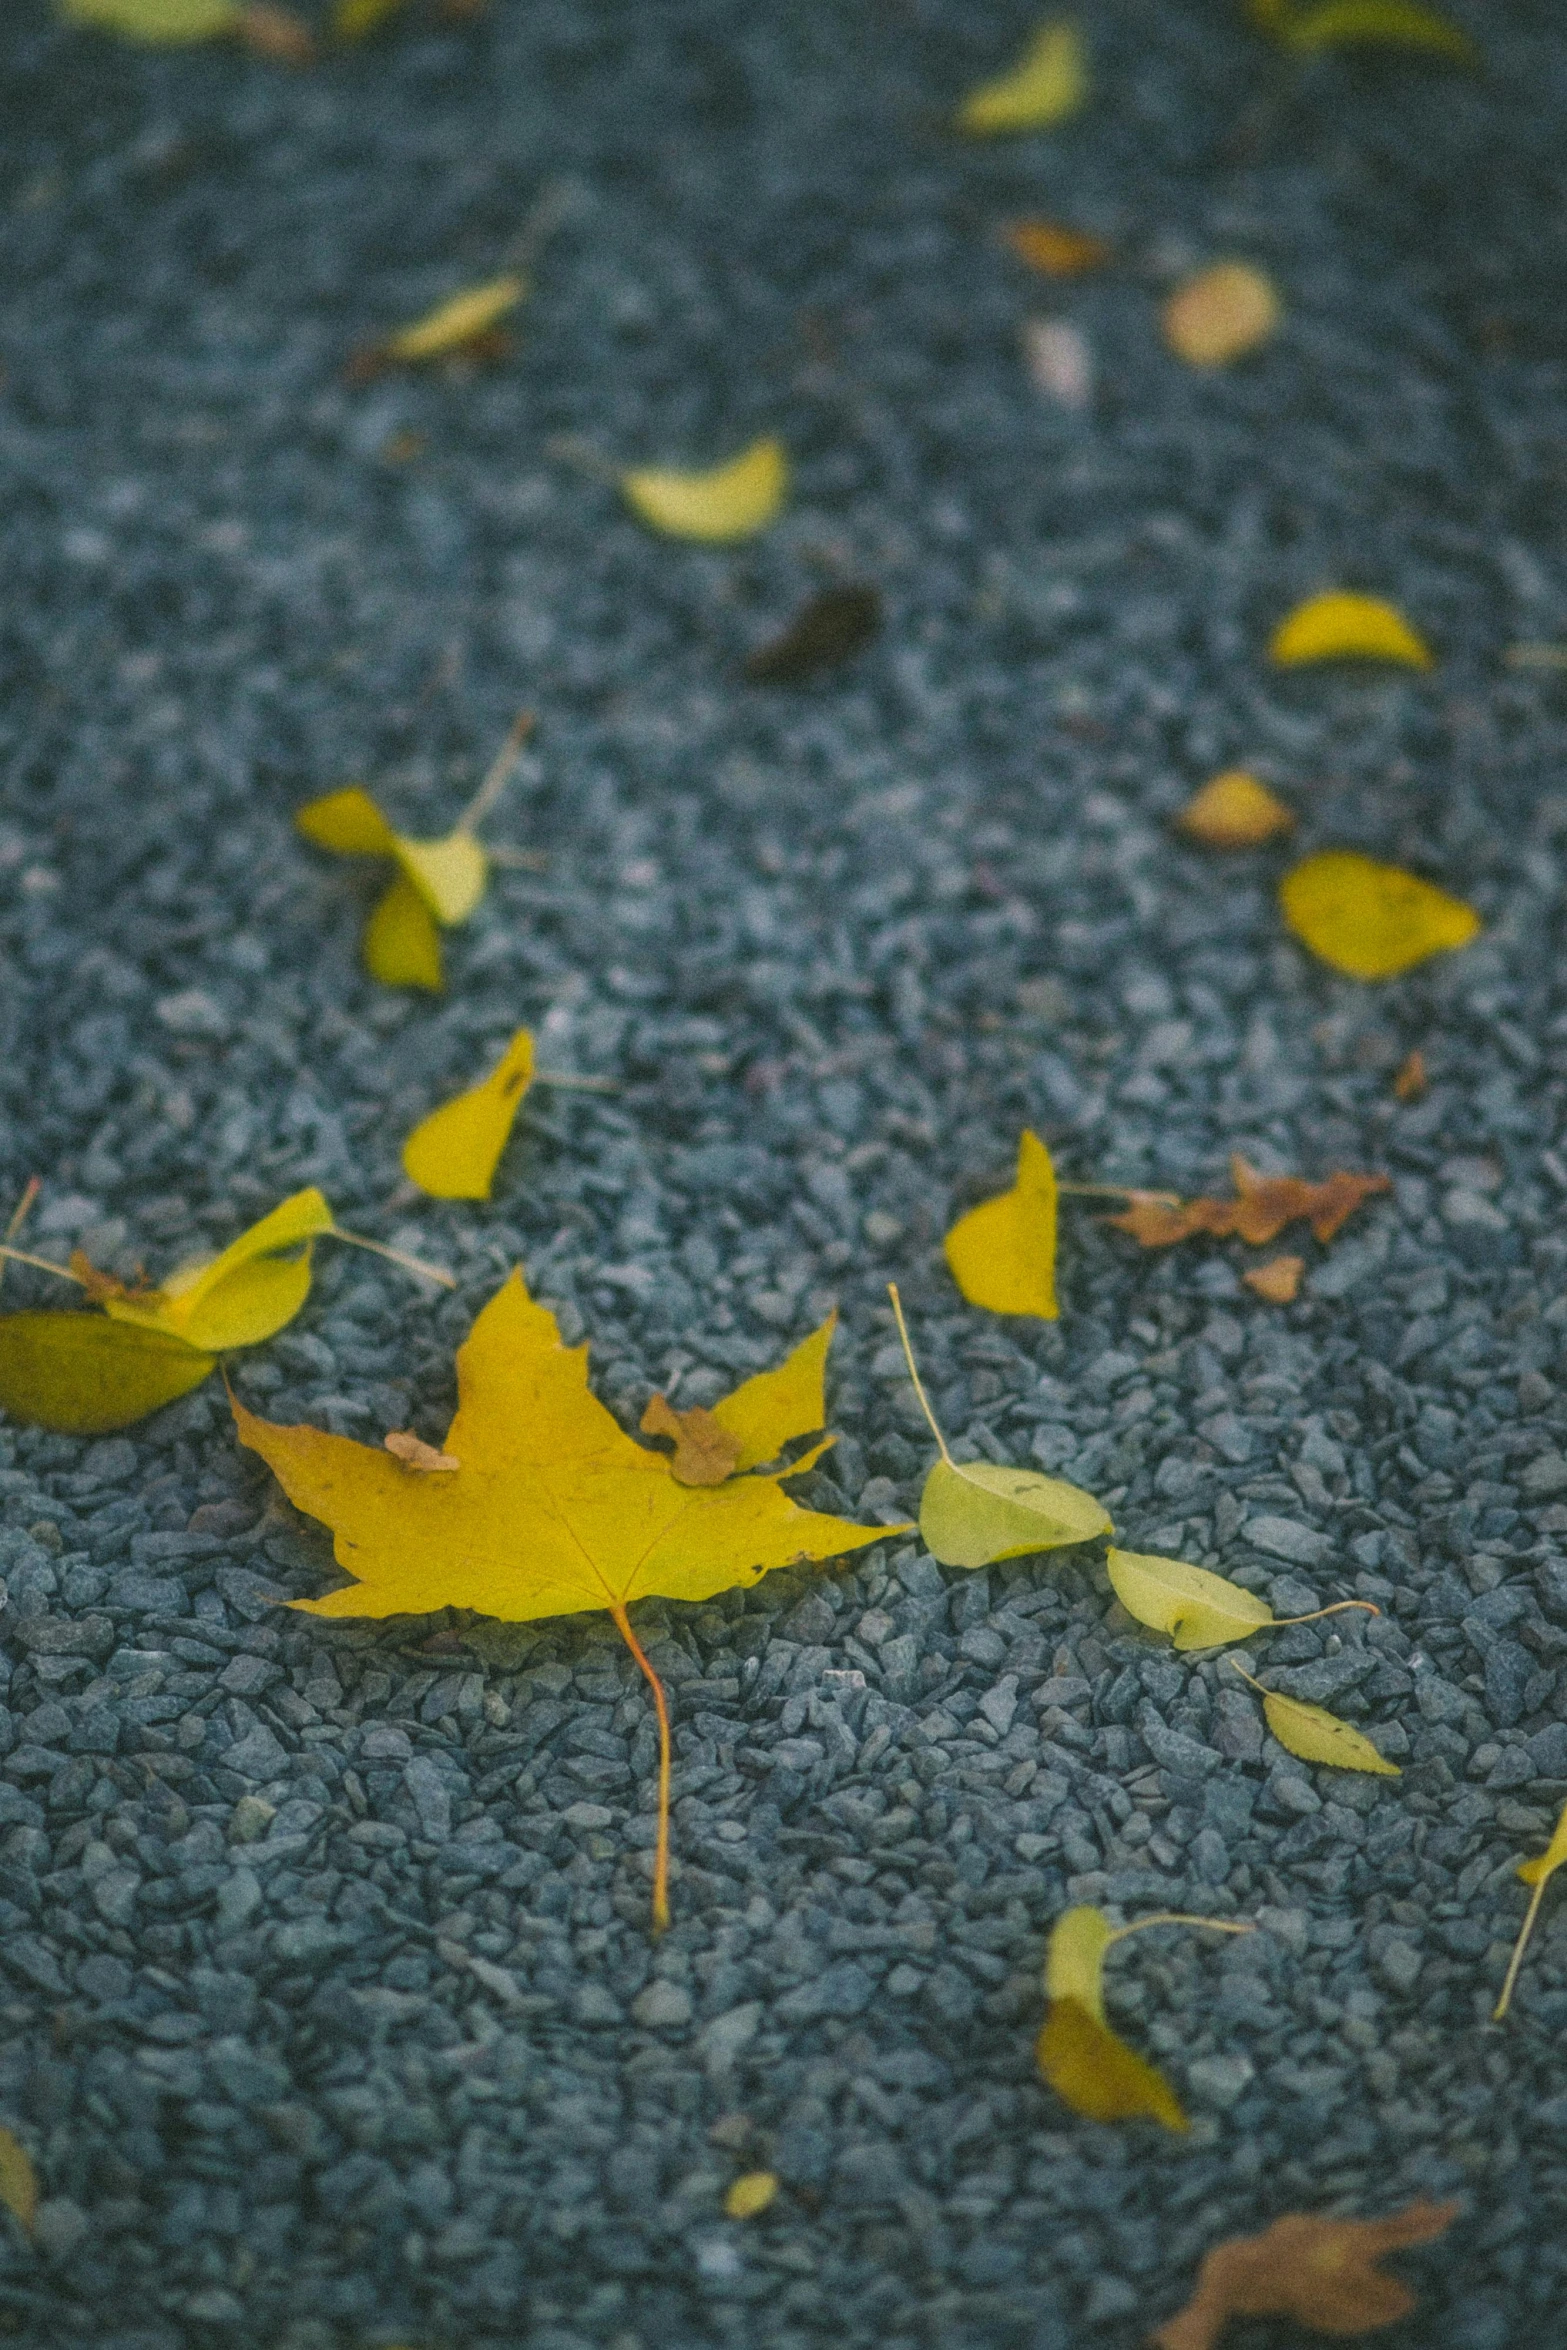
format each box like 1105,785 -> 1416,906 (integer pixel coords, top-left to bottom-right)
1280,850 -> 1479,980
944,1129 -> 1058,1319
1281,1 -> 1477,63
101,1188 -> 335,1353
1038,1907 -> 1252,2131
1269,590 -> 1432,667
402,1030 -> 535,1201
622,438 -> 788,543
957,20 -> 1087,134
383,275 -> 526,364
364,872 -> 445,990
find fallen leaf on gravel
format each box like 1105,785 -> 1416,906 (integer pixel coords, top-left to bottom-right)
724,2172 -> 779,2219
0,1315 -> 216,1436
334,0 -> 410,35
744,585 -> 882,682
1149,2198 -> 1460,2350
945,1129 -> 1059,1318
622,438 -> 787,542
297,711 -> 532,989
1227,1657 -> 1401,1774
0,2130 -> 36,2234
235,1 -> 314,57
348,274 -> 526,380
403,1029 -> 534,1200
384,1430 -> 459,1471
1493,1797 -> 1567,2019
1243,1254 -> 1304,1301
234,1270 -> 898,1928
1392,1048 -> 1427,1100
1022,317 -> 1093,409
1280,850 -> 1479,979
957,20 -> 1086,133
1177,770 -> 1293,848
1107,1548 -> 1374,1649
1269,0 -> 1477,65
1269,590 -> 1432,667
79,1188 -> 334,1352
1105,1156 -> 1389,1249
1038,1906 -> 1252,2130
1163,263 -> 1279,366
640,1394 -> 744,1487
60,0 -> 314,54
1006,219 -> 1110,275
888,1286 -> 1107,1567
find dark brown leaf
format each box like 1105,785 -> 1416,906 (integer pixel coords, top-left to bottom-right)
744,586 -> 881,684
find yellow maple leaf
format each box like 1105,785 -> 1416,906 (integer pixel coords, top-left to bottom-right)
233,1270 -> 903,1928
296,713 -> 532,989
60,0 -> 241,39
1280,850 -> 1479,979
944,1129 -> 1058,1319
1269,590 -> 1432,667
956,20 -> 1087,134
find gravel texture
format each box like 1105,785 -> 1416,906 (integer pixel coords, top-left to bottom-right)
2,1 -> 1567,2344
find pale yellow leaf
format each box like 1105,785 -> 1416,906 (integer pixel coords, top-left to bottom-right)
0,2131 -> 36,2235
1044,1902 -> 1115,2018
920,1457 -> 1109,1569
402,1030 -> 534,1201
1280,850 -> 1479,980
1176,770 -> 1293,848
1107,1548 -> 1274,1649
1261,1688 -> 1400,1774
622,438 -> 788,543
384,276 -> 526,363
1163,262 -> 1281,366
394,831 -> 489,926
724,2172 -> 779,2220
0,1314 -> 214,1435
1269,590 -> 1432,667
60,0 -> 240,40
957,20 -> 1087,134
944,1129 -> 1058,1318
297,784 -> 495,990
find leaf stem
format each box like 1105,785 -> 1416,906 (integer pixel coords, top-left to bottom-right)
886,1283 -> 952,1466
1223,1656 -> 1267,1695
330,1228 -> 456,1290
458,709 -> 535,836
1055,1181 -> 1179,1201
0,1245 -> 82,1285
1104,1911 -> 1255,1949
611,1601 -> 672,1934
0,1180 -> 40,1299
1273,1599 -> 1380,1626
1494,1876 -> 1549,2021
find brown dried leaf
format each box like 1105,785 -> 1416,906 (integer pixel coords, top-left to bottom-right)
1149,2199 -> 1460,2350
640,1392 -> 744,1487
1393,1048 -> 1427,1101
1242,1254 -> 1303,1303
237,3 -> 316,60
1107,1158 -> 1389,1250
384,1429 -> 460,1473
1005,219 -> 1111,276
745,585 -> 882,683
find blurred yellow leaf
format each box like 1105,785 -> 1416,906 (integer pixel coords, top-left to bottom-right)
1005,219 -> 1109,276
335,0 -> 410,36
234,1270 -> 891,1927
1278,1 -> 1477,64
1229,1659 -> 1400,1774
0,1315 -> 214,1436
1038,1907 -> 1252,2129
1163,262 -> 1280,366
403,1030 -> 534,1200
60,0 -> 240,38
1269,590 -> 1432,666
945,1129 -> 1058,1318
724,2172 -> 779,2219
95,1188 -> 334,1352
957,20 -> 1086,134
0,2131 -> 36,2235
1177,770 -> 1293,848
383,274 -> 526,362
622,438 -> 788,543
1280,850 -> 1479,979
887,1287 -> 1107,1568
1494,1798 -> 1567,2019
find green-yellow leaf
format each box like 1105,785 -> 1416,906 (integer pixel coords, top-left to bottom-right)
383,275 -> 527,363
921,1457 -> 1110,1569
1107,1548 -> 1273,1649
1259,1685 -> 1400,1775
956,20 -> 1087,134
60,0 -> 240,40
403,1030 -> 535,1201
364,872 -> 444,990
944,1129 -> 1058,1319
0,1314 -> 214,1435
1038,1909 -> 1185,2129
724,2171 -> 779,2220
1280,850 -> 1480,980
622,438 -> 787,543
99,1189 -> 334,1353
1269,590 -> 1432,667
296,769 -> 504,992
334,0 -> 410,38
1495,1798 -> 1567,2019
0,2130 -> 36,2235
1281,1 -> 1477,63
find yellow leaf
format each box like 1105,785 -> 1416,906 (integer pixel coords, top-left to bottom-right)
1163,262 -> 1281,366
102,1189 -> 335,1352
1231,1662 -> 1400,1774
364,873 -> 444,990
0,2130 -> 36,2235
402,1030 -> 535,1200
956,20 -> 1087,134
1107,1549 -> 1274,1649
1495,1798 -> 1567,2019
1281,1 -> 1477,64
384,275 -> 527,363
1517,1804 -> 1567,1889
334,0 -> 410,37
1176,770 -> 1294,849
1038,1997 -> 1189,2130
622,437 -> 788,543
1045,1900 -> 1116,2016
944,1129 -> 1058,1319
0,1314 -> 214,1435
1280,850 -> 1480,980
724,2171 -> 779,2220
922,1458 -> 1109,1569
60,0 -> 240,40
708,1316 -> 839,1473
1269,590 -> 1432,667
232,1269 -> 896,1927
394,831 -> 489,926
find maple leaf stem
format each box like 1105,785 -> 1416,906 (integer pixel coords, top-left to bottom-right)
1104,1913 -> 1255,1950
610,1602 -> 673,1935
0,1244 -> 82,1286
330,1228 -> 456,1290
886,1284 -> 953,1467
1494,1874 -> 1549,2021
457,708 -> 535,836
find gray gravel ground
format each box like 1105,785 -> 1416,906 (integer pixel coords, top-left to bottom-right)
2,0 -> 1567,2343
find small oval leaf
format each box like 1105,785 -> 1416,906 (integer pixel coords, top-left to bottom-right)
1269,590 -> 1432,667
622,438 -> 787,543
1037,1997 -> 1188,2131
1107,1548 -> 1274,1649
1262,1688 -> 1400,1775
1280,851 -> 1479,980
920,1456 -> 1109,1568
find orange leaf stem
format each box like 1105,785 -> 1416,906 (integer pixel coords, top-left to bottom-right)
611,1601 -> 673,1935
